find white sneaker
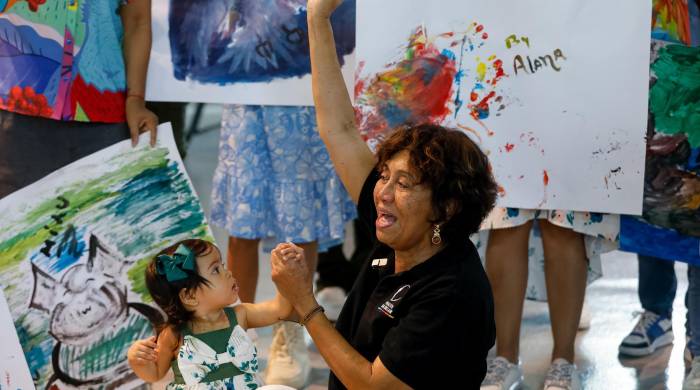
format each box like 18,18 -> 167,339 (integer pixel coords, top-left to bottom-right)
480,356 -> 523,390
543,358 -> 581,390
264,322 -> 310,389
316,286 -> 346,322
618,311 -> 674,356
684,357 -> 700,390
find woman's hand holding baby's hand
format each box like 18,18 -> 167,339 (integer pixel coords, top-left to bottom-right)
279,242 -> 304,262
270,243 -> 315,313
127,336 -> 159,365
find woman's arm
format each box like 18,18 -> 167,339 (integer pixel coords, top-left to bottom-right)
271,242 -> 411,389
307,0 -> 374,202
127,327 -> 179,382
120,0 -> 159,147
298,296 -> 411,390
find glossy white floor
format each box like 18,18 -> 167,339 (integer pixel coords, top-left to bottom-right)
165,104 -> 691,389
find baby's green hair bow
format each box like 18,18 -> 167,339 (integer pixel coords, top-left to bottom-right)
156,244 -> 196,282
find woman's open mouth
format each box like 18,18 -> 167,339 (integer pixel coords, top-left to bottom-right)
376,210 -> 397,229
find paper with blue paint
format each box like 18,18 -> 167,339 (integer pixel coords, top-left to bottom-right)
146,0 -> 356,105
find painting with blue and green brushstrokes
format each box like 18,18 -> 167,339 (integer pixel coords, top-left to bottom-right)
0,124 -> 212,388
620,5 -> 700,264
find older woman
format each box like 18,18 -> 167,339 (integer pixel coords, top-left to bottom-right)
269,1 -> 498,389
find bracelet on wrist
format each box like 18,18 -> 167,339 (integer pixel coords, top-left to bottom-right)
299,305 -> 324,326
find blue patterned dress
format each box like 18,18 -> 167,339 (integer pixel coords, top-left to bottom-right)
210,105 -> 356,244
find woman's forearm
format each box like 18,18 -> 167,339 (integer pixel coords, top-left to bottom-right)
121,0 -> 152,97
307,13 -> 356,141
297,295 -> 409,389
307,8 -> 375,202
299,299 -> 376,389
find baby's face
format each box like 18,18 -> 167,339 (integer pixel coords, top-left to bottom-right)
195,247 -> 239,308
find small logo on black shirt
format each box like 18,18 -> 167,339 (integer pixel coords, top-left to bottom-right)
378,284 -> 410,318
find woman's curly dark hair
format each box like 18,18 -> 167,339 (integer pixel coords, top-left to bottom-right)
145,239 -> 216,332
376,124 -> 498,242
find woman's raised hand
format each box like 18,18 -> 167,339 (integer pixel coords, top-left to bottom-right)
307,0 -> 343,19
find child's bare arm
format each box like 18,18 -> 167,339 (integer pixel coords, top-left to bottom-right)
237,243 -> 302,329
127,327 -> 179,381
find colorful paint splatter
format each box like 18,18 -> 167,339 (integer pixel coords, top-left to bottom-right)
355,22 -> 508,148
0,128 -> 210,388
652,0 -> 692,44
168,0 -> 355,84
0,0 -> 132,122
354,26 -> 458,147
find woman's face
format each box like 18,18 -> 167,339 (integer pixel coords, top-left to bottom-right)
373,150 -> 435,252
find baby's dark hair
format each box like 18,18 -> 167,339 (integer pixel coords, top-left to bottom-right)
145,239 -> 216,331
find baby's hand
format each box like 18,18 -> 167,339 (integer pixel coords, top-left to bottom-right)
127,336 -> 158,365
272,242 -> 305,263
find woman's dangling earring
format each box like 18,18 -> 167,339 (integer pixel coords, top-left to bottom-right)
431,224 -> 442,245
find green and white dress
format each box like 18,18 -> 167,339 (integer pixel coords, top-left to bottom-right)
168,307 -> 262,390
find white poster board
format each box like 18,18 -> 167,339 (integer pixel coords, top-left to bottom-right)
356,0 -> 651,214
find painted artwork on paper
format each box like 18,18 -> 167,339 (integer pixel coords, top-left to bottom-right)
147,0 -> 356,105
0,125 -> 211,388
651,0 -> 700,45
641,42 -> 700,237
620,5 -> 700,263
0,0 -> 131,122
356,0 -> 651,214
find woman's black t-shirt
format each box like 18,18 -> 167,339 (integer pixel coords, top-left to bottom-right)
329,170 -> 496,389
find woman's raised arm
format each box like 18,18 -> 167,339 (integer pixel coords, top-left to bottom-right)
308,0 -> 374,203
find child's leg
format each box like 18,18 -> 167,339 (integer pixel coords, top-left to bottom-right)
539,220 -> 587,362
485,221 -> 533,363
227,236 -> 260,303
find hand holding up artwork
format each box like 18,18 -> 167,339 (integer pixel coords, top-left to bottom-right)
126,96 -> 159,147
307,0 -> 343,19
